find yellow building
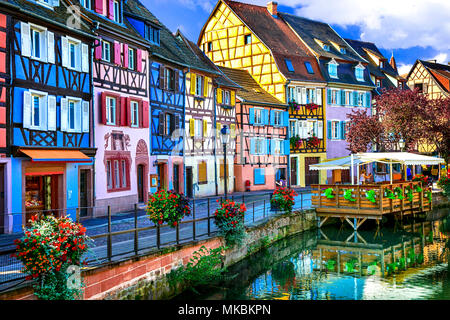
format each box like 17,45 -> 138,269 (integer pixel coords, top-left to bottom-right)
198,0 -> 328,187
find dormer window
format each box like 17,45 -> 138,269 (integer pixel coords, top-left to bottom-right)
355,64 -> 365,82
380,61 -> 384,68
323,44 -> 330,51
376,79 -> 381,87
36,0 -> 55,8
80,0 -> 91,10
285,59 -> 294,73
340,47 -> 346,54
113,1 -> 121,23
146,24 -> 160,46
328,59 -> 338,79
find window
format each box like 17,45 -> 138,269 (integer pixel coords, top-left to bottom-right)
121,160 -> 127,188
194,119 -> 203,138
340,47 -> 346,54
152,28 -> 160,45
128,48 -> 135,70
345,91 -> 352,106
114,160 -> 120,188
113,0 -> 121,23
285,59 -> 294,73
304,61 -> 314,74
68,100 -> 76,131
255,138 -> 265,155
306,88 -> 315,104
358,92 -> 365,106
102,40 -> 111,62
107,161 -> 112,189
289,120 -> 297,137
330,89 -> 339,105
273,110 -> 282,126
223,90 -> 230,105
355,66 -> 364,81
415,83 -> 423,93
31,94 -> 41,128
81,0 -> 91,10
380,61 -> 384,68
131,101 -> 139,127
323,44 -> 330,51
145,24 -> 160,45
207,42 -> 212,52
331,121 -> 339,139
165,68 -> 175,91
376,79 -> 381,87
106,157 -> 130,191
244,34 -> 252,45
328,63 -> 338,78
106,96 -> 116,125
31,27 -> 46,61
273,139 -> 282,155
165,113 -> 172,136
254,108 -> 263,125
195,75 -> 203,96
288,87 -> 296,102
198,161 -> 207,184
67,38 -> 82,70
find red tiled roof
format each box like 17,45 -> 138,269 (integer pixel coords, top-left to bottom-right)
223,0 -> 325,83
429,69 -> 450,92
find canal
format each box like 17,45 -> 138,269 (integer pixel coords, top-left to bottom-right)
174,211 -> 450,300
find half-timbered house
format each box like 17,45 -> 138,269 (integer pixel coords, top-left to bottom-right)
176,32 -> 239,197
123,0 -> 186,195
280,13 -> 375,184
198,0 -> 328,188
0,0 -> 96,232
219,67 -> 289,192
78,0 -> 151,215
0,8 -> 8,233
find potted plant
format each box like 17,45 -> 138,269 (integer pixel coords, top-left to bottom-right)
12,215 -> 91,300
437,176 -> 450,199
344,189 -> 356,202
270,187 -> 298,213
146,189 -> 191,228
214,199 -> 247,246
412,174 -> 430,187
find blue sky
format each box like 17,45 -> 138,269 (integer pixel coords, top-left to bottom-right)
142,0 -> 450,75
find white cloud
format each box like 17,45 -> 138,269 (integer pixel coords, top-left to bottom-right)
397,64 -> 412,76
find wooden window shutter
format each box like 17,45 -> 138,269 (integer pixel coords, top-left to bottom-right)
142,101 -> 149,128
47,32 -> 55,64
203,119 -> 208,137
174,71 -> 179,93
119,97 -> 127,126
301,87 -> 307,104
159,66 -> 165,89
60,98 -> 68,132
47,95 -> 57,131
81,43 -> 89,73
174,114 -> 180,131
82,101 -> 89,133
23,91 -> 31,128
158,112 -> 164,135
95,41 -> 102,60
219,159 -> 224,178
198,161 -> 207,183
216,122 -> 221,138
126,97 -> 131,127
114,42 -> 121,65
203,76 -> 208,97
231,90 -> 236,106
423,83 -> 428,94
108,0 -> 114,20
95,0 -> 103,14
136,49 -> 142,72
123,44 -> 128,69
169,113 -> 175,135
316,88 -> 322,105
217,88 -> 222,104
230,123 -> 236,138
189,118 -> 195,137
20,22 -> 31,58
61,36 -> 69,68
75,101 -> 82,133
318,121 -> 323,139
190,73 -> 196,95
249,108 -> 254,125
101,92 -> 107,124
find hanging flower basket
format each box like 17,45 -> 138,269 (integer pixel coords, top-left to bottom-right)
146,189 -> 191,228
270,187 -> 298,213
305,103 -> 319,111
306,136 -> 320,148
290,135 -> 301,149
214,199 -> 246,246
412,174 -> 430,187
289,101 -> 301,112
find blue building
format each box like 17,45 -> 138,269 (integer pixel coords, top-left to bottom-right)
1,0 -> 96,233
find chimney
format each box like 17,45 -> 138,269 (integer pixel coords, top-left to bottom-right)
267,1 -> 278,17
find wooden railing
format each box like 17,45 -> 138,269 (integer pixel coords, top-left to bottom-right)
311,181 -> 432,216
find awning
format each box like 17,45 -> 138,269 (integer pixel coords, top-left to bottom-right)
19,148 -> 91,163
309,156 -> 371,171
356,152 -> 445,166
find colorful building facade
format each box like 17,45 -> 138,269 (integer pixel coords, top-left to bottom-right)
2,0 -> 96,232
79,0 -> 151,215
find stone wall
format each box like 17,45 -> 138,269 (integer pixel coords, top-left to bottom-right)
0,210 -> 317,300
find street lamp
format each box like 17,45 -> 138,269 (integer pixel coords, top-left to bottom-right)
220,125 -> 230,199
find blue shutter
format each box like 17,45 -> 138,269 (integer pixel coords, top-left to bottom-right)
249,108 -> 254,125
284,140 -> 290,155
340,121 -> 345,140
353,91 -> 358,106
254,168 -> 266,185
267,139 -> 271,155
250,138 -> 255,155
264,109 -> 269,125
341,90 -> 345,106
283,111 -> 289,127
270,110 -> 275,126
327,88 -> 331,104
366,92 -> 371,107
327,120 -> 332,139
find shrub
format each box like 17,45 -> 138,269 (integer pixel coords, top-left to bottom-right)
146,189 -> 191,228
271,187 -> 298,213
214,199 -> 246,247
438,176 -> 450,198
12,215 -> 90,300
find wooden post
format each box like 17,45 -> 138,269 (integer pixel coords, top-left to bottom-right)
192,197 -> 196,241
336,185 -> 339,208
207,198 -> 211,236
318,185 -> 322,208
107,206 -> 112,262
379,185 -> 384,213
357,185 -> 361,213
134,204 -> 138,255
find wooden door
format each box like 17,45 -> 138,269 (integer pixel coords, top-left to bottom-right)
157,164 -> 166,190
79,169 -> 90,217
186,167 -> 193,198
290,158 -> 297,186
305,157 -> 320,186
137,165 -> 144,202
173,164 -> 180,194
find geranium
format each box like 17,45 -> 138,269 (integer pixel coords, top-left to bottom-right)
214,199 -> 246,246
305,103 -> 319,111
306,135 -> 320,148
412,174 -> 430,186
438,176 -> 450,198
270,187 -> 298,213
13,215 -> 90,300
146,189 -> 191,228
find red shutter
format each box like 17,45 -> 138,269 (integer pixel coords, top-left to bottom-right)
123,44 -> 128,69
95,0 -> 103,14
142,101 -> 149,128
101,92 -> 107,124
114,42 -> 121,65
126,97 -> 131,127
136,49 -> 142,72
108,0 -> 114,20
120,96 -> 127,126
95,40 -> 102,60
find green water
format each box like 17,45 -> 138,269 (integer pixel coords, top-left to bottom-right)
175,213 -> 450,300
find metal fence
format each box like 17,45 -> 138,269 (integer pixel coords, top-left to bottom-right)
0,190 -> 312,292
